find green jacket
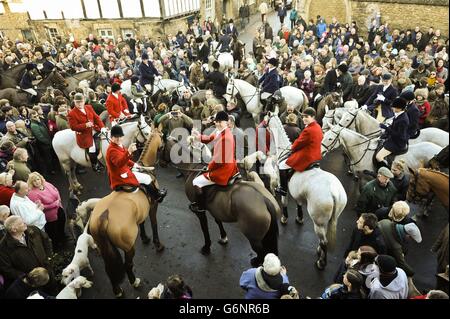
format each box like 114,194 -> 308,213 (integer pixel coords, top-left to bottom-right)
30,120 -> 51,145
356,179 -> 397,215
90,100 -> 106,116
159,113 -> 193,137
55,114 -> 69,130
131,84 -> 146,99
7,159 -> 31,182
378,219 -> 415,277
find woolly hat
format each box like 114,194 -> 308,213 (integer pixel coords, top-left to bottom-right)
404,223 -> 422,243
376,255 -> 397,274
262,253 -> 281,276
414,88 -> 429,100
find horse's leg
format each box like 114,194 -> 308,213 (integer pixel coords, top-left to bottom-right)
148,203 -> 165,252
249,239 -> 265,267
313,222 -> 328,270
139,221 -> 151,245
61,160 -> 78,194
280,195 -> 289,224
296,205 -> 304,225
194,211 -> 212,255
124,246 -> 141,288
214,218 -> 228,245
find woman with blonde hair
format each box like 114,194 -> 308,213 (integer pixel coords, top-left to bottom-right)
388,201 -> 414,225
27,172 -> 65,250
390,159 -> 410,201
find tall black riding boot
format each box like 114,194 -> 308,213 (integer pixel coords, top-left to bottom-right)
88,152 -> 102,172
145,182 -> 167,203
275,170 -> 288,197
189,186 -> 206,213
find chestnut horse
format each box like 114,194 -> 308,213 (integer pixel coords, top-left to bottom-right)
88,127 -> 164,297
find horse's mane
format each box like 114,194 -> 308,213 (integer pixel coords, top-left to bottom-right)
268,115 -> 291,159
420,168 -> 449,179
234,78 -> 257,91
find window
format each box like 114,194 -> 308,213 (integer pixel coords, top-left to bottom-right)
84,0 -> 101,19
142,0 -> 161,18
47,28 -> 59,44
22,29 -> 36,42
121,29 -> 135,38
99,0 -> 120,18
98,28 -> 114,42
122,0 -> 142,18
205,0 -> 212,10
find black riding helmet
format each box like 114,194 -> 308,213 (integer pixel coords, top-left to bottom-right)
111,125 -> 124,137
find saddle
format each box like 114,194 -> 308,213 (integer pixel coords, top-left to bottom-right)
304,161 -> 321,171
203,172 -> 243,203
114,184 -> 139,193
373,139 -> 408,169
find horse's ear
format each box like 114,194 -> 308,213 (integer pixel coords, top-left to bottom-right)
408,166 -> 417,176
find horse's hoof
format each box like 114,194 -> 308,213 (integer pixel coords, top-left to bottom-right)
155,243 -> 165,252
133,278 -> 141,288
280,216 -> 288,225
316,246 -> 321,257
295,217 -> 304,225
347,171 -> 353,176
200,246 -> 211,255
115,288 -> 124,298
250,257 -> 262,267
218,236 -> 228,245
141,236 -> 151,245
315,260 -> 326,270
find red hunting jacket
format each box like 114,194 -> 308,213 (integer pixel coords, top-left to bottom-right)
201,128 -> 239,186
68,104 -> 104,149
106,92 -> 130,123
105,142 -> 139,190
286,121 -> 323,172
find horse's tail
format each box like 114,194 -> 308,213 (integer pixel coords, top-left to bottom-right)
326,195 -> 339,251
262,196 -> 279,256
93,209 -> 125,286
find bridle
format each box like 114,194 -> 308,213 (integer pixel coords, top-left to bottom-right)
226,78 -> 259,105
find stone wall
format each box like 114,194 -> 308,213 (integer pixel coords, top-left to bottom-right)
0,3 -> 32,41
351,0 -> 449,35
308,0 -> 350,25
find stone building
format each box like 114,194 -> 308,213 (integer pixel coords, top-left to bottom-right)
0,0 -> 201,43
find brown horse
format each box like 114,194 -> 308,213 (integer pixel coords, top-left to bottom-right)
407,167 -> 449,218
0,63 -> 27,89
316,92 -> 343,125
0,70 -> 67,106
88,127 -> 164,297
165,139 -> 281,266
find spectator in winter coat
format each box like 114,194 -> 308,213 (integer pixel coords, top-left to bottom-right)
369,255 -> 409,299
414,88 -> 431,126
283,114 -> 301,143
7,148 -> 31,183
0,171 -> 15,207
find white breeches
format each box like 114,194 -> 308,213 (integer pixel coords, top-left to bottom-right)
376,147 -> 392,162
88,131 -> 96,152
193,174 -> 216,188
279,158 -> 291,170
133,170 -> 153,185
24,88 -> 37,96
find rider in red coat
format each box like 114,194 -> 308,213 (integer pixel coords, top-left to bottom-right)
105,125 -> 166,202
106,82 -> 131,125
68,93 -> 105,171
189,111 -> 239,213
276,107 -> 323,196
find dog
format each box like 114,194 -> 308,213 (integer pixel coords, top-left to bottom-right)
61,227 -> 98,286
56,276 -> 93,299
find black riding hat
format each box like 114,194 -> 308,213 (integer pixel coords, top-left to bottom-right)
111,125 -> 124,137
212,60 -> 220,69
214,111 -> 229,122
392,97 -> 407,110
111,82 -> 121,92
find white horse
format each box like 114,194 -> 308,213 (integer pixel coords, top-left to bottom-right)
208,52 -> 234,74
267,114 -> 348,270
322,108 -> 349,132
152,78 -> 184,96
321,125 -> 443,188
338,108 -> 450,148
52,114 -> 151,194
225,78 -> 309,124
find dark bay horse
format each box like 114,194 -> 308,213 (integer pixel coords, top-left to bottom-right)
88,127 -> 165,297
315,92 -> 343,125
166,139 -> 281,266
0,70 -> 67,106
0,63 -> 27,89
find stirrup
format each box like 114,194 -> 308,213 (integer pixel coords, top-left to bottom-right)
156,189 -> 167,203
274,186 -> 287,197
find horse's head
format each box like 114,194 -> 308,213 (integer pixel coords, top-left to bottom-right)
407,167 -> 431,204
226,78 -> 237,99
321,124 -> 343,157
42,70 -> 68,90
135,114 -> 152,143
329,92 -> 343,109
267,114 -> 292,159
338,108 -> 359,129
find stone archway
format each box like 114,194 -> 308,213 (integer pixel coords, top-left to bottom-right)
301,0 -> 352,24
